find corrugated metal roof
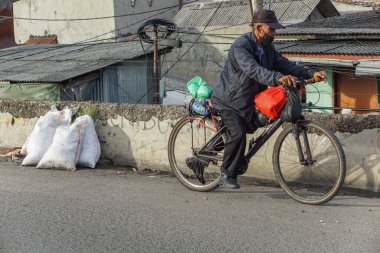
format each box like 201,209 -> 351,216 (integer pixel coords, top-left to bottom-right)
275,40 -> 380,55
277,10 -> 380,36
289,10 -> 380,28
0,41 -> 167,83
173,0 -> 338,28
332,0 -> 380,7
278,27 -> 380,35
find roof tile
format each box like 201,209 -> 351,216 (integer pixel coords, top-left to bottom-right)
277,10 -> 380,36
275,40 -> 380,55
173,0 -> 339,28
0,41 -> 168,83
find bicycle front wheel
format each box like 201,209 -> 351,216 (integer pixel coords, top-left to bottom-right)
168,116 -> 224,192
273,120 -> 346,205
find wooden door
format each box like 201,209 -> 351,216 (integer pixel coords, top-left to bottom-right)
335,74 -> 380,114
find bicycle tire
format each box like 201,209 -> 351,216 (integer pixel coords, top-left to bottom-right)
273,120 -> 346,205
168,116 -> 224,192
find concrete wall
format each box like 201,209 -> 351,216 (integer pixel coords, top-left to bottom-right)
13,0 -> 115,44
0,100 -> 379,192
13,0 -> 181,44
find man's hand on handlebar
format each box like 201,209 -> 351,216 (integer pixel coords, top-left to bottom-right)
278,71 -> 327,87
278,75 -> 298,87
313,71 -> 328,82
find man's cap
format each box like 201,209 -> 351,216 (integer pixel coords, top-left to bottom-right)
252,9 -> 285,29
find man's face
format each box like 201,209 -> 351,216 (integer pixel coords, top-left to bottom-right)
256,23 -> 276,40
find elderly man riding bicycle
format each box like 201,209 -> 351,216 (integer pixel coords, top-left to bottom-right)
191,9 -> 327,189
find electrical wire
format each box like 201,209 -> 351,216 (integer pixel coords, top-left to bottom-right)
0,0 -> 201,22
75,8 -> 179,44
161,0 -> 225,78
1,57 -> 379,70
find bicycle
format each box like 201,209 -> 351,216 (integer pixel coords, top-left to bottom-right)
168,79 -> 346,205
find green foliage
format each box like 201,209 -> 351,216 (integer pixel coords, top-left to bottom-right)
76,105 -> 97,118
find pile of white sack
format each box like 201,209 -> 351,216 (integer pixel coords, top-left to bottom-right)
21,107 -> 101,171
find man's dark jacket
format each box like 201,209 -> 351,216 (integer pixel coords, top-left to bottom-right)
211,32 -> 314,122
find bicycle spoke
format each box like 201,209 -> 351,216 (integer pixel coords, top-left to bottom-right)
281,165 -> 304,175
283,138 -> 299,156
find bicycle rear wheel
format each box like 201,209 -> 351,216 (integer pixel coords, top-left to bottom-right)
273,120 -> 346,205
168,116 -> 224,192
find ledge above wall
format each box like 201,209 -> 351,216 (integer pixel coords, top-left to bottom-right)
0,100 -> 378,133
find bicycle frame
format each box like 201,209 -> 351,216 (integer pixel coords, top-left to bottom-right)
190,115 -> 283,162
192,115 -> 315,165
244,118 -> 316,164
244,118 -> 283,161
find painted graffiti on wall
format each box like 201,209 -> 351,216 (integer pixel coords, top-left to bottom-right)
99,116 -> 177,134
95,116 -> 178,162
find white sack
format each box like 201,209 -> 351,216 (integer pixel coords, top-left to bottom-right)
77,115 -> 101,168
37,117 -> 86,171
20,135 -> 30,156
22,107 -> 74,166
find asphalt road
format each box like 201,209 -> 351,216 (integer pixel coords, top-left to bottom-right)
0,159 -> 379,253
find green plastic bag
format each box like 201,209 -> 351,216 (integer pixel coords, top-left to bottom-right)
187,82 -> 199,98
186,76 -> 213,99
197,85 -> 213,99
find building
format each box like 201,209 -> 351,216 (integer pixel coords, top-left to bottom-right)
332,0 -> 380,15
0,41 -> 170,104
12,0 -> 184,44
276,10 -> 380,114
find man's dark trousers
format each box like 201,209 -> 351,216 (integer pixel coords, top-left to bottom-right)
219,109 -> 248,178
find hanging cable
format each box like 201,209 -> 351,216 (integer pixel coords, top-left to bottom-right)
161,0 -> 225,78
137,19 -> 178,44
0,0 -> 201,22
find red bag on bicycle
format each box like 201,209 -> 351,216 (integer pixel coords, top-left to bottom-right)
254,86 -> 287,119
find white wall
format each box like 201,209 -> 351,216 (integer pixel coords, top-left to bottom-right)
1,109 -> 379,192
13,0 -> 116,44
13,0 -> 181,44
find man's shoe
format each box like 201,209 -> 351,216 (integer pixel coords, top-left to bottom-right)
220,173 -> 240,189
185,157 -> 206,184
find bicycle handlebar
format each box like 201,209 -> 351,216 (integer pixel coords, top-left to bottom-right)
279,78 -> 316,89
296,78 -> 317,86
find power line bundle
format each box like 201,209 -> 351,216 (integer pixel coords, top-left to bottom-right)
137,19 -> 178,44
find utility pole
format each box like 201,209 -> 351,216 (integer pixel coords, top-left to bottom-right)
252,0 -> 263,10
137,19 -> 181,104
152,25 -> 160,104
247,0 -> 263,24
